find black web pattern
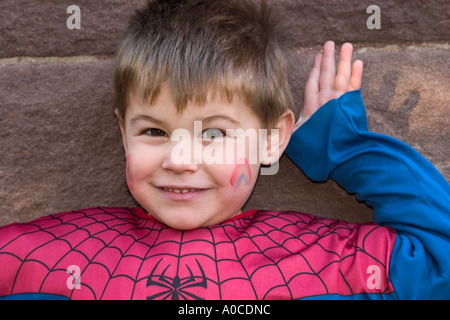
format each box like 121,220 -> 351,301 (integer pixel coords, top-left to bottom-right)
0,207 -> 395,299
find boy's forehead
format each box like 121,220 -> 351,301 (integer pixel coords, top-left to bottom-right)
127,89 -> 262,124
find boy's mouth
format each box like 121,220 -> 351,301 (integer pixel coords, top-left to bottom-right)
157,185 -> 208,202
161,187 -> 203,194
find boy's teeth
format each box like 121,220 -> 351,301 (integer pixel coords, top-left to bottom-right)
163,187 -> 200,193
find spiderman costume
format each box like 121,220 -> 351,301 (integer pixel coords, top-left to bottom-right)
1,91 -> 449,300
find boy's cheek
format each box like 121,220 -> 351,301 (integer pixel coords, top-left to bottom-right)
229,158 -> 253,190
126,154 -> 134,193
125,149 -> 157,184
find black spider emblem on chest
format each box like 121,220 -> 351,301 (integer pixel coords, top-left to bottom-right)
146,258 -> 207,300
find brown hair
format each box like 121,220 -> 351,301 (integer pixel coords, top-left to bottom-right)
114,0 -> 294,128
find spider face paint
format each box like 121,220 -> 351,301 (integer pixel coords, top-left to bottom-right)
230,158 -> 252,189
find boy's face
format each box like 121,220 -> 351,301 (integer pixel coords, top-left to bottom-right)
118,88 -> 276,230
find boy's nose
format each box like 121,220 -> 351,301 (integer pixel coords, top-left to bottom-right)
161,139 -> 200,173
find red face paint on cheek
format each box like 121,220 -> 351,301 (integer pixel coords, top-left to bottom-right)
126,155 -> 134,192
230,158 -> 252,188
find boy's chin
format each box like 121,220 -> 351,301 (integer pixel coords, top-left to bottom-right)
150,212 -> 216,231
163,220 -> 213,231
150,210 -> 236,231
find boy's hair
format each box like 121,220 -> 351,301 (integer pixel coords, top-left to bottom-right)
114,0 -> 294,128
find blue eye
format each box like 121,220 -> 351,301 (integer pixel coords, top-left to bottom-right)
145,128 -> 168,137
202,128 -> 225,141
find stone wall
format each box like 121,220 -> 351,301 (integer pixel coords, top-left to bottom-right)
1,0 -> 449,225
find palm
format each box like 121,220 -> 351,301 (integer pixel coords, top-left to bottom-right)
295,41 -> 363,129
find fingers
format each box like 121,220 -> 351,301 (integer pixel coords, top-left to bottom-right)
318,41 -> 336,91
326,41 -> 364,93
348,59 -> 363,91
304,53 -> 322,98
300,41 -> 363,128
335,42 -> 353,93
307,41 -> 362,95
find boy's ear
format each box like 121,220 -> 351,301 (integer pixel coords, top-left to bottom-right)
115,108 -> 128,155
261,109 -> 295,167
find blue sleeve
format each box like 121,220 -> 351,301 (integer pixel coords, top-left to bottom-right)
285,90 -> 450,299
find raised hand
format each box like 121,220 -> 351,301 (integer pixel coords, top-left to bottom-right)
295,41 -> 364,130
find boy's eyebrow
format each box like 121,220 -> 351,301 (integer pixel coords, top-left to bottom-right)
129,114 -> 165,127
129,114 -> 242,127
200,115 -> 241,126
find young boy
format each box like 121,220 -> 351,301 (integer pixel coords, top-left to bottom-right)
0,0 -> 449,300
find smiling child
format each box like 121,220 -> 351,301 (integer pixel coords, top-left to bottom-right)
0,0 -> 449,300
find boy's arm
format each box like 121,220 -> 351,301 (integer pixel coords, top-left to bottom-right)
286,42 -> 450,299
